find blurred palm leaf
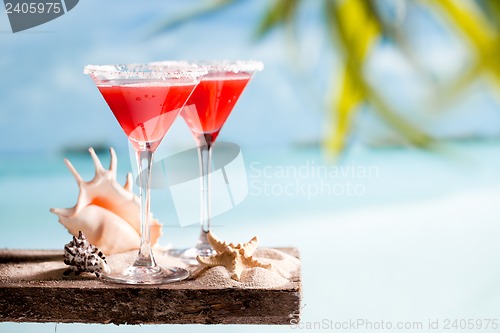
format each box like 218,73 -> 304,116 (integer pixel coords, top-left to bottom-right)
327,66 -> 363,153
254,0 -> 300,39
323,0 -> 373,153
150,0 -> 238,35
430,0 -> 500,101
253,0 -> 301,62
252,0 -> 432,154
152,0 -> 500,155
484,0 -> 500,30
324,0 -> 431,154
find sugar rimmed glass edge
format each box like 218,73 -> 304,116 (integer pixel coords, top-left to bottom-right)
83,63 -> 207,81
149,60 -> 264,74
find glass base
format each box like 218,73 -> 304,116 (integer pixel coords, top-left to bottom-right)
102,265 -> 189,285
169,246 -> 217,266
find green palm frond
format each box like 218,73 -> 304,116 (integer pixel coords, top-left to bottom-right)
253,0 -> 301,64
254,0 -> 300,39
152,0 -> 499,155
400,0 -> 500,113
367,1 -> 439,84
431,0 -> 500,89
323,0 -> 370,153
482,0 -> 500,30
150,0 -> 238,36
326,0 -> 378,63
324,0 -> 431,154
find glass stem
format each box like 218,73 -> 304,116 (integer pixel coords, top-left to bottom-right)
200,143 -> 212,232
134,149 -> 156,268
196,139 -> 212,249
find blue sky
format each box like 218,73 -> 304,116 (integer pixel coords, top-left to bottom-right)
1,0 -> 499,155
0,0 -> 327,154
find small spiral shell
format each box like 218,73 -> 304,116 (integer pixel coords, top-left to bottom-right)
63,231 -> 110,277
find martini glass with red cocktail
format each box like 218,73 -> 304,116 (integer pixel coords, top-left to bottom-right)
84,63 -> 205,284
166,60 -> 263,264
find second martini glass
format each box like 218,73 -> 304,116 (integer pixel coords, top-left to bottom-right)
169,60 -> 263,264
84,63 -> 205,284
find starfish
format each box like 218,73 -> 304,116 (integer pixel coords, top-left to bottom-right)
196,231 -> 272,281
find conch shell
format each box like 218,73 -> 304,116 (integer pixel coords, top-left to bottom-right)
50,147 -> 162,255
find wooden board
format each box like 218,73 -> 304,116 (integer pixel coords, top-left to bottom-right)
0,248 -> 301,325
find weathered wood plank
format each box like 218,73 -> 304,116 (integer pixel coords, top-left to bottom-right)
0,248 -> 301,325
